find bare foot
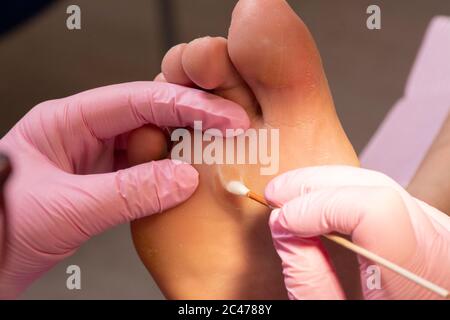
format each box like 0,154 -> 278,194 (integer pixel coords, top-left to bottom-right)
129,0 -> 360,299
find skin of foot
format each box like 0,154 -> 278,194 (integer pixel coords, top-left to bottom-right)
129,0 -> 360,299
408,113 -> 450,216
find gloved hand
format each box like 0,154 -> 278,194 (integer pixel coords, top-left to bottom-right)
0,81 -> 249,298
265,166 -> 450,300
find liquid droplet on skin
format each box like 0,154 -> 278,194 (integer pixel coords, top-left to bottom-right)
214,164 -> 246,210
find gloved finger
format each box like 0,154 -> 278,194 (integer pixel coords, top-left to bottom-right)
70,159 -> 199,237
274,187 -> 368,238
274,186 -> 415,251
62,81 -> 250,140
270,209 -> 345,300
265,165 -> 402,205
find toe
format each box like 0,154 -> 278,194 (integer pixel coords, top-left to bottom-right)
228,0 -> 332,123
127,125 -> 168,166
162,43 -> 194,87
154,72 -> 167,82
182,36 -> 260,119
228,0 -> 359,167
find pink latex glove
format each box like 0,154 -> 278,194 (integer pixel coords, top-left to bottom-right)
265,166 -> 450,300
0,81 -> 249,298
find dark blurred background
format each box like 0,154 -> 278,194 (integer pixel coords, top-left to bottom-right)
0,0 -> 449,299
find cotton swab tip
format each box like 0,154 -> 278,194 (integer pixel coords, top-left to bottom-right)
226,181 -> 250,196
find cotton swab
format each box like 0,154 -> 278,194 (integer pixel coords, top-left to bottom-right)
225,180 -> 450,299
226,181 -> 272,208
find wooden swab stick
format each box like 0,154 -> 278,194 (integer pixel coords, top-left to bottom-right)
225,180 -> 450,299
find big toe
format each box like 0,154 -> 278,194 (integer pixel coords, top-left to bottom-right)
228,0 -> 333,123
229,0 -> 359,167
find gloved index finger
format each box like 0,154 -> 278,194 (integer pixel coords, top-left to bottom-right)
65,81 -> 250,140
265,165 -> 402,205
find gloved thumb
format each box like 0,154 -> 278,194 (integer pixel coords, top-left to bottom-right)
69,159 -> 198,237
268,187 -> 380,300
